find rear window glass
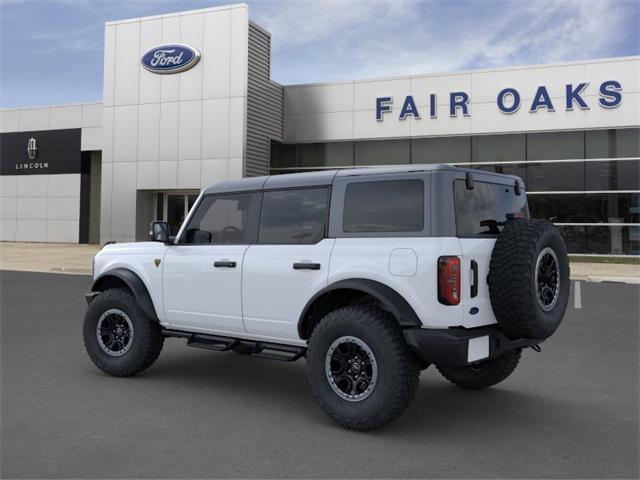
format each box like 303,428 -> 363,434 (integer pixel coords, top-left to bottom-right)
343,179 -> 424,233
454,179 -> 529,236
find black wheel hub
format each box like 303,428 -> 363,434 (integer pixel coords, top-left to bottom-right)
535,247 -> 560,311
325,336 -> 377,402
97,308 -> 134,357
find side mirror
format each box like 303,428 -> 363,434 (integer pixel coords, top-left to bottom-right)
149,221 -> 170,243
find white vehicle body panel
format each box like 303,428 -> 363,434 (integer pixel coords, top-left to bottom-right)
458,238 -> 499,328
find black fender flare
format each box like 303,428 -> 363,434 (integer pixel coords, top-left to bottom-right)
298,278 -> 422,338
91,268 -> 159,321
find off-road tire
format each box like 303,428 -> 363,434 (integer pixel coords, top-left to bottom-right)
436,349 -> 522,390
306,305 -> 420,431
488,219 -> 569,340
83,287 -> 164,377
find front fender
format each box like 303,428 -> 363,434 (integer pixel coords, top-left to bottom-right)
91,268 -> 158,321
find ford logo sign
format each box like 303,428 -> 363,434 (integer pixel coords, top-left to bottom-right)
141,44 -> 200,74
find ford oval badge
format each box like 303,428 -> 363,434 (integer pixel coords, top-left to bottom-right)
141,44 -> 200,74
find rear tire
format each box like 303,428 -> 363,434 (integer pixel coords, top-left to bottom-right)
436,349 -> 521,390
306,305 -> 419,431
83,288 -> 164,377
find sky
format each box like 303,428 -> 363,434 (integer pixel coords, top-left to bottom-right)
0,0 -> 638,108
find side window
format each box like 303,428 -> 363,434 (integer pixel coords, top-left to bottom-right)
343,179 -> 424,233
180,193 -> 259,244
259,188 -> 329,244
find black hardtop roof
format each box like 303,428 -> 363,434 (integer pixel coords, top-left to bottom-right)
202,164 -> 521,195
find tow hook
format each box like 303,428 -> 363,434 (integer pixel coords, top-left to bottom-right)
530,344 -> 542,352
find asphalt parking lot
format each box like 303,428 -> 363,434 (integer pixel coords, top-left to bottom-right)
1,270 -> 638,479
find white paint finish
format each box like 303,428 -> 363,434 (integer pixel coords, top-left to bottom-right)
525,103 -> 586,131
458,238 -> 499,328
81,126 -> 103,151
286,111 -> 354,142
163,245 -> 249,333
158,161 -> 178,189
471,69 -> 526,104
471,102 -> 526,134
228,158 -> 243,180
138,19 -> 162,105
17,175 -> 47,197
110,162 -> 137,241
113,106 -> 138,162
81,103 -> 103,128
177,159 -> 201,188
467,335 -> 490,363
202,9 -> 231,99
46,220 -> 79,243
47,174 -> 80,197
114,21 -> 140,106
585,59 -> 639,94
242,240 -> 335,341
136,161 -> 159,189
179,14 -> 204,102
0,197 -> 17,219
201,158 -> 229,185
285,82 -> 353,116
47,196 -> 80,220
16,197 -> 47,220
18,107 -> 50,131
49,105 -> 82,130
389,248 -> 418,276
228,96 -> 245,159
137,103 -> 161,162
0,109 -> 19,132
0,220 -> 17,241
411,73 -> 472,106
354,78 -> 411,111
329,237 -> 465,328
16,219 -> 46,242
0,176 -> 18,197
202,98 -> 230,159
409,104 -> 472,137
574,281 -> 582,309
178,101 -> 202,160
159,102 -> 179,161
354,110 -> 409,139
584,92 -> 639,128
524,64 -> 585,100
102,25 -> 116,107
160,15 -> 181,103
229,6 -> 248,98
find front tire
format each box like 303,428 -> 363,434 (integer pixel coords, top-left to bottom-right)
306,306 -> 419,431
436,349 -> 521,390
83,288 -> 164,377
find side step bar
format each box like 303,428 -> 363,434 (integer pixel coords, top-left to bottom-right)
163,329 -> 306,362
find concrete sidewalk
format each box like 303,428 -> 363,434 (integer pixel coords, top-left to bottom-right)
1,241 -> 639,282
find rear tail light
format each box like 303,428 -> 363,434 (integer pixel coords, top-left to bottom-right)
438,256 -> 461,305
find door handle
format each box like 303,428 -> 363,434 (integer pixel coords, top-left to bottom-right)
214,260 -> 236,268
293,262 -> 321,270
470,260 -> 478,298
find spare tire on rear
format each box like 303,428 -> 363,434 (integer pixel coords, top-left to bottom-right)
488,219 -> 569,340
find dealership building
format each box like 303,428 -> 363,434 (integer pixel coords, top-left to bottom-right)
1,3 -> 638,254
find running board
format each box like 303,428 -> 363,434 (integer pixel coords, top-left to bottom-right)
162,329 -> 306,362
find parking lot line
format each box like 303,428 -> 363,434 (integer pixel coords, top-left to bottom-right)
574,280 -> 582,309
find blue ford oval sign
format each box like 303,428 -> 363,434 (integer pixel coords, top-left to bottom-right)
141,44 -> 200,74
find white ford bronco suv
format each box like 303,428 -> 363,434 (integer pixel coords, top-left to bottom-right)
84,165 -> 569,430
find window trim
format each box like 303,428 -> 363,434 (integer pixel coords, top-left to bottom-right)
257,186 -> 332,245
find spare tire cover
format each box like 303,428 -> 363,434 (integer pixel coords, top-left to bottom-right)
488,219 -> 569,340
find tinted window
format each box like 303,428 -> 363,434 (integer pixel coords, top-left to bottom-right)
343,180 -> 424,233
180,193 -> 258,244
354,140 -> 410,165
413,136 -> 471,164
526,161 -> 585,191
454,180 -> 529,236
259,188 -> 329,244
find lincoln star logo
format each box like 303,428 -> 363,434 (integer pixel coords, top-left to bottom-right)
141,44 -> 200,74
27,137 -> 37,160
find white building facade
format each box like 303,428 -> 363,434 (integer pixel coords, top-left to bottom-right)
1,3 -> 638,254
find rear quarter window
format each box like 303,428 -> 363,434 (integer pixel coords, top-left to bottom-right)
454,179 -> 529,236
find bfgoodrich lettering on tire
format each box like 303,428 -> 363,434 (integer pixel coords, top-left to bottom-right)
83,287 -> 164,377
488,219 -> 570,340
306,305 -> 419,431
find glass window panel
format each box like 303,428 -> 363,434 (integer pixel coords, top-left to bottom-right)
585,160 -> 640,190
156,193 -> 164,221
556,226 -> 586,254
527,131 -> 584,160
472,134 -> 526,163
472,163 -> 526,182
259,188 -> 329,244
454,180 -> 529,236
528,194 -> 585,223
270,142 -> 297,169
586,128 -> 640,159
584,226 -> 640,255
412,136 -> 471,164
325,142 -> 354,166
526,161 -> 585,191
343,180 -> 424,233
585,193 -> 640,223
617,128 -> 640,158
181,193 -> 258,244
355,140 -> 410,165
297,144 -> 324,168
167,195 -> 185,237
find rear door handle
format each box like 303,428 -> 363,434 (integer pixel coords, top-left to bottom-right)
214,260 -> 236,268
470,260 -> 478,298
293,262 -> 321,270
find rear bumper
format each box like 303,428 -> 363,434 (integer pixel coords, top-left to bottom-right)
403,325 -> 541,367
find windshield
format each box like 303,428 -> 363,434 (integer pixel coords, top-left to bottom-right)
454,179 -> 529,236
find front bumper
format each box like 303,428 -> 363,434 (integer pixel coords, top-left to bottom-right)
403,325 -> 541,367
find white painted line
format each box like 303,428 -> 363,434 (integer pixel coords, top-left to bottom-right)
587,275 -> 640,284
574,281 -> 582,309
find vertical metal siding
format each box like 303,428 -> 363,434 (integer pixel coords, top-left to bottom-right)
246,23 -> 284,177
